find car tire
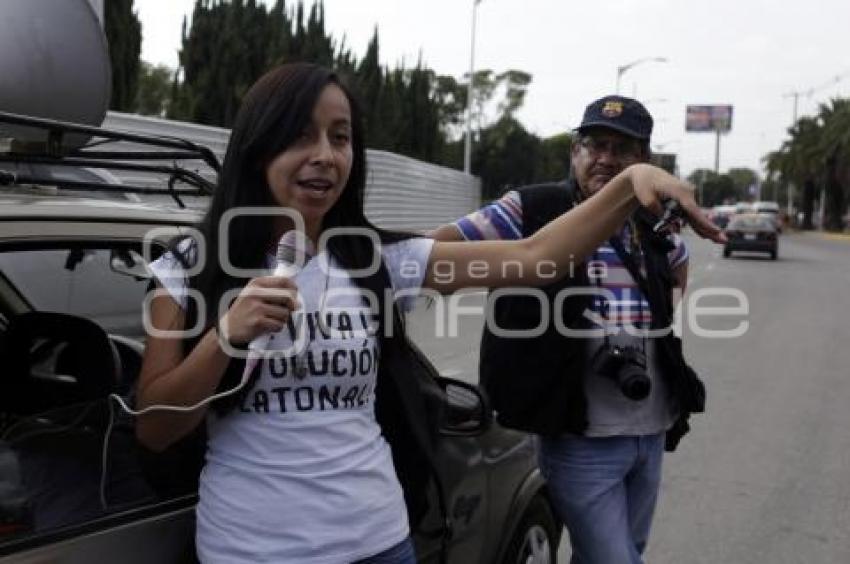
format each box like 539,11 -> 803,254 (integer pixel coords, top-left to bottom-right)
770,250 -> 777,260
723,247 -> 731,258
501,494 -> 560,564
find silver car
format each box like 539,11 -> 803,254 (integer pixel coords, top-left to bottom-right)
0,112 -> 560,564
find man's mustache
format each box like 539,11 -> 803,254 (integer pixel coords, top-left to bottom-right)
590,166 -> 618,177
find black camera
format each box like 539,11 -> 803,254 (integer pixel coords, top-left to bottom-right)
591,343 -> 651,401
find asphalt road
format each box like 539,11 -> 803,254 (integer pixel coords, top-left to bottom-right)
405,231 -> 850,564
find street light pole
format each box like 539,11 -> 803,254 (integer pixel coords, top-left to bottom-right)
653,138 -> 680,152
714,128 -> 721,174
463,0 -> 483,174
615,56 -> 668,95
781,90 -> 804,218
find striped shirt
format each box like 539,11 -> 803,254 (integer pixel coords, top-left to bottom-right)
455,189 -> 688,436
456,190 -> 688,331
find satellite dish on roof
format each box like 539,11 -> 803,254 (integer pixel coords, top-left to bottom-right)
0,0 -> 112,150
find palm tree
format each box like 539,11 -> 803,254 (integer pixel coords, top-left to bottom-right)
816,99 -> 850,230
765,116 -> 823,229
766,98 -> 850,231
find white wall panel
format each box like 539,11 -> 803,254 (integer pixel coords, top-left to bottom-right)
102,112 -> 480,230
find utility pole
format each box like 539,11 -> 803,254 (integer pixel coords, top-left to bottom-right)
463,0 -> 483,174
714,129 -> 721,174
615,57 -> 668,95
781,90 -> 802,218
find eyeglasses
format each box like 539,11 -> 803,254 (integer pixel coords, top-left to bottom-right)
578,136 -> 642,160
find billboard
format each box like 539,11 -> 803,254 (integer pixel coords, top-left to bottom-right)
685,105 -> 733,132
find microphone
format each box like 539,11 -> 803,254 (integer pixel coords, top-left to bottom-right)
244,231 -> 308,371
271,230 -> 304,278
107,232 -> 312,421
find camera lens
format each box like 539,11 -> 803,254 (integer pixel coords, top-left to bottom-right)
619,367 -> 651,401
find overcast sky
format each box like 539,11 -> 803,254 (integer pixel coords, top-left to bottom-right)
137,0 -> 850,179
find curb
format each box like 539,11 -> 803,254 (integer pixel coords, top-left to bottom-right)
796,230 -> 850,243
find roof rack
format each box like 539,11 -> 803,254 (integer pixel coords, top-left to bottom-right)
0,110 -> 220,208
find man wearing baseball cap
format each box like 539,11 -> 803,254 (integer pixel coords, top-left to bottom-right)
431,95 -> 703,563
572,95 -> 655,196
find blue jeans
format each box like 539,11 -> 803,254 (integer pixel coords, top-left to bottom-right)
354,536 -> 417,564
539,433 -> 665,564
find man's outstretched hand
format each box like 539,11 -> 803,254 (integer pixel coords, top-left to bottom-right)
628,164 -> 727,244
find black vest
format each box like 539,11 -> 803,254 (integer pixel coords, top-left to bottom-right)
479,183 -> 705,450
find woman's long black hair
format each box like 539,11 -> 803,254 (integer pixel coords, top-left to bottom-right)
172,62 -> 411,412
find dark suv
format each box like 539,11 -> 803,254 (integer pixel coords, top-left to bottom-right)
0,112 -> 560,563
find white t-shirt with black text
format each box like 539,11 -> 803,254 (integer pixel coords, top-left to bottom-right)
149,236 -> 434,564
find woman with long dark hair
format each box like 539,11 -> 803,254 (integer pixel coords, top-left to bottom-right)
137,62 -> 721,563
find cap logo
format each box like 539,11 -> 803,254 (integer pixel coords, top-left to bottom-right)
601,101 -> 623,118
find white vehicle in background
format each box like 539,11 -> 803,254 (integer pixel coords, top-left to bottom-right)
752,201 -> 782,232
735,202 -> 755,215
709,204 -> 738,229
753,201 -> 780,215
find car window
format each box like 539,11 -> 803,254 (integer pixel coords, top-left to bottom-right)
0,242 -> 197,552
0,247 -> 152,339
405,296 -> 483,386
728,216 -> 773,229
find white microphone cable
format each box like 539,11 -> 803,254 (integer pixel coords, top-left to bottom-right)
101,232 -> 305,507
108,231 -> 305,417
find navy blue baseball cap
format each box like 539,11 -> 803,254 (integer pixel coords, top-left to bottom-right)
576,95 -> 653,140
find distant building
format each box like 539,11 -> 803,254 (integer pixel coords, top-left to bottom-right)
651,152 -> 678,176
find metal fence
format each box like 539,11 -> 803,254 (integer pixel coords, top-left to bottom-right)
102,112 -> 480,231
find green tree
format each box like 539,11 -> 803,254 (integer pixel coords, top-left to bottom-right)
765,99 -> 850,231
650,152 -> 677,176
495,70 -> 532,119
354,30 -> 386,148
265,0 -> 292,66
432,74 -> 467,140
135,63 -> 174,117
436,67 -> 543,179
405,63 -> 443,161
760,178 -> 782,204
474,117 -> 541,199
178,0 -> 275,126
364,63 -> 445,163
816,99 -> 850,230
536,133 -> 573,181
374,67 -> 405,152
172,0 -> 360,128
727,167 -> 760,199
164,1 -> 548,177
467,70 -> 497,132
765,116 -> 823,229
297,2 -> 335,67
687,169 -> 737,207
105,0 -> 142,111
459,69 -> 533,133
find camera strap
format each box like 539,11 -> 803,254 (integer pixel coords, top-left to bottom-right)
607,233 -> 651,305
606,232 -> 653,354
589,252 -> 613,349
